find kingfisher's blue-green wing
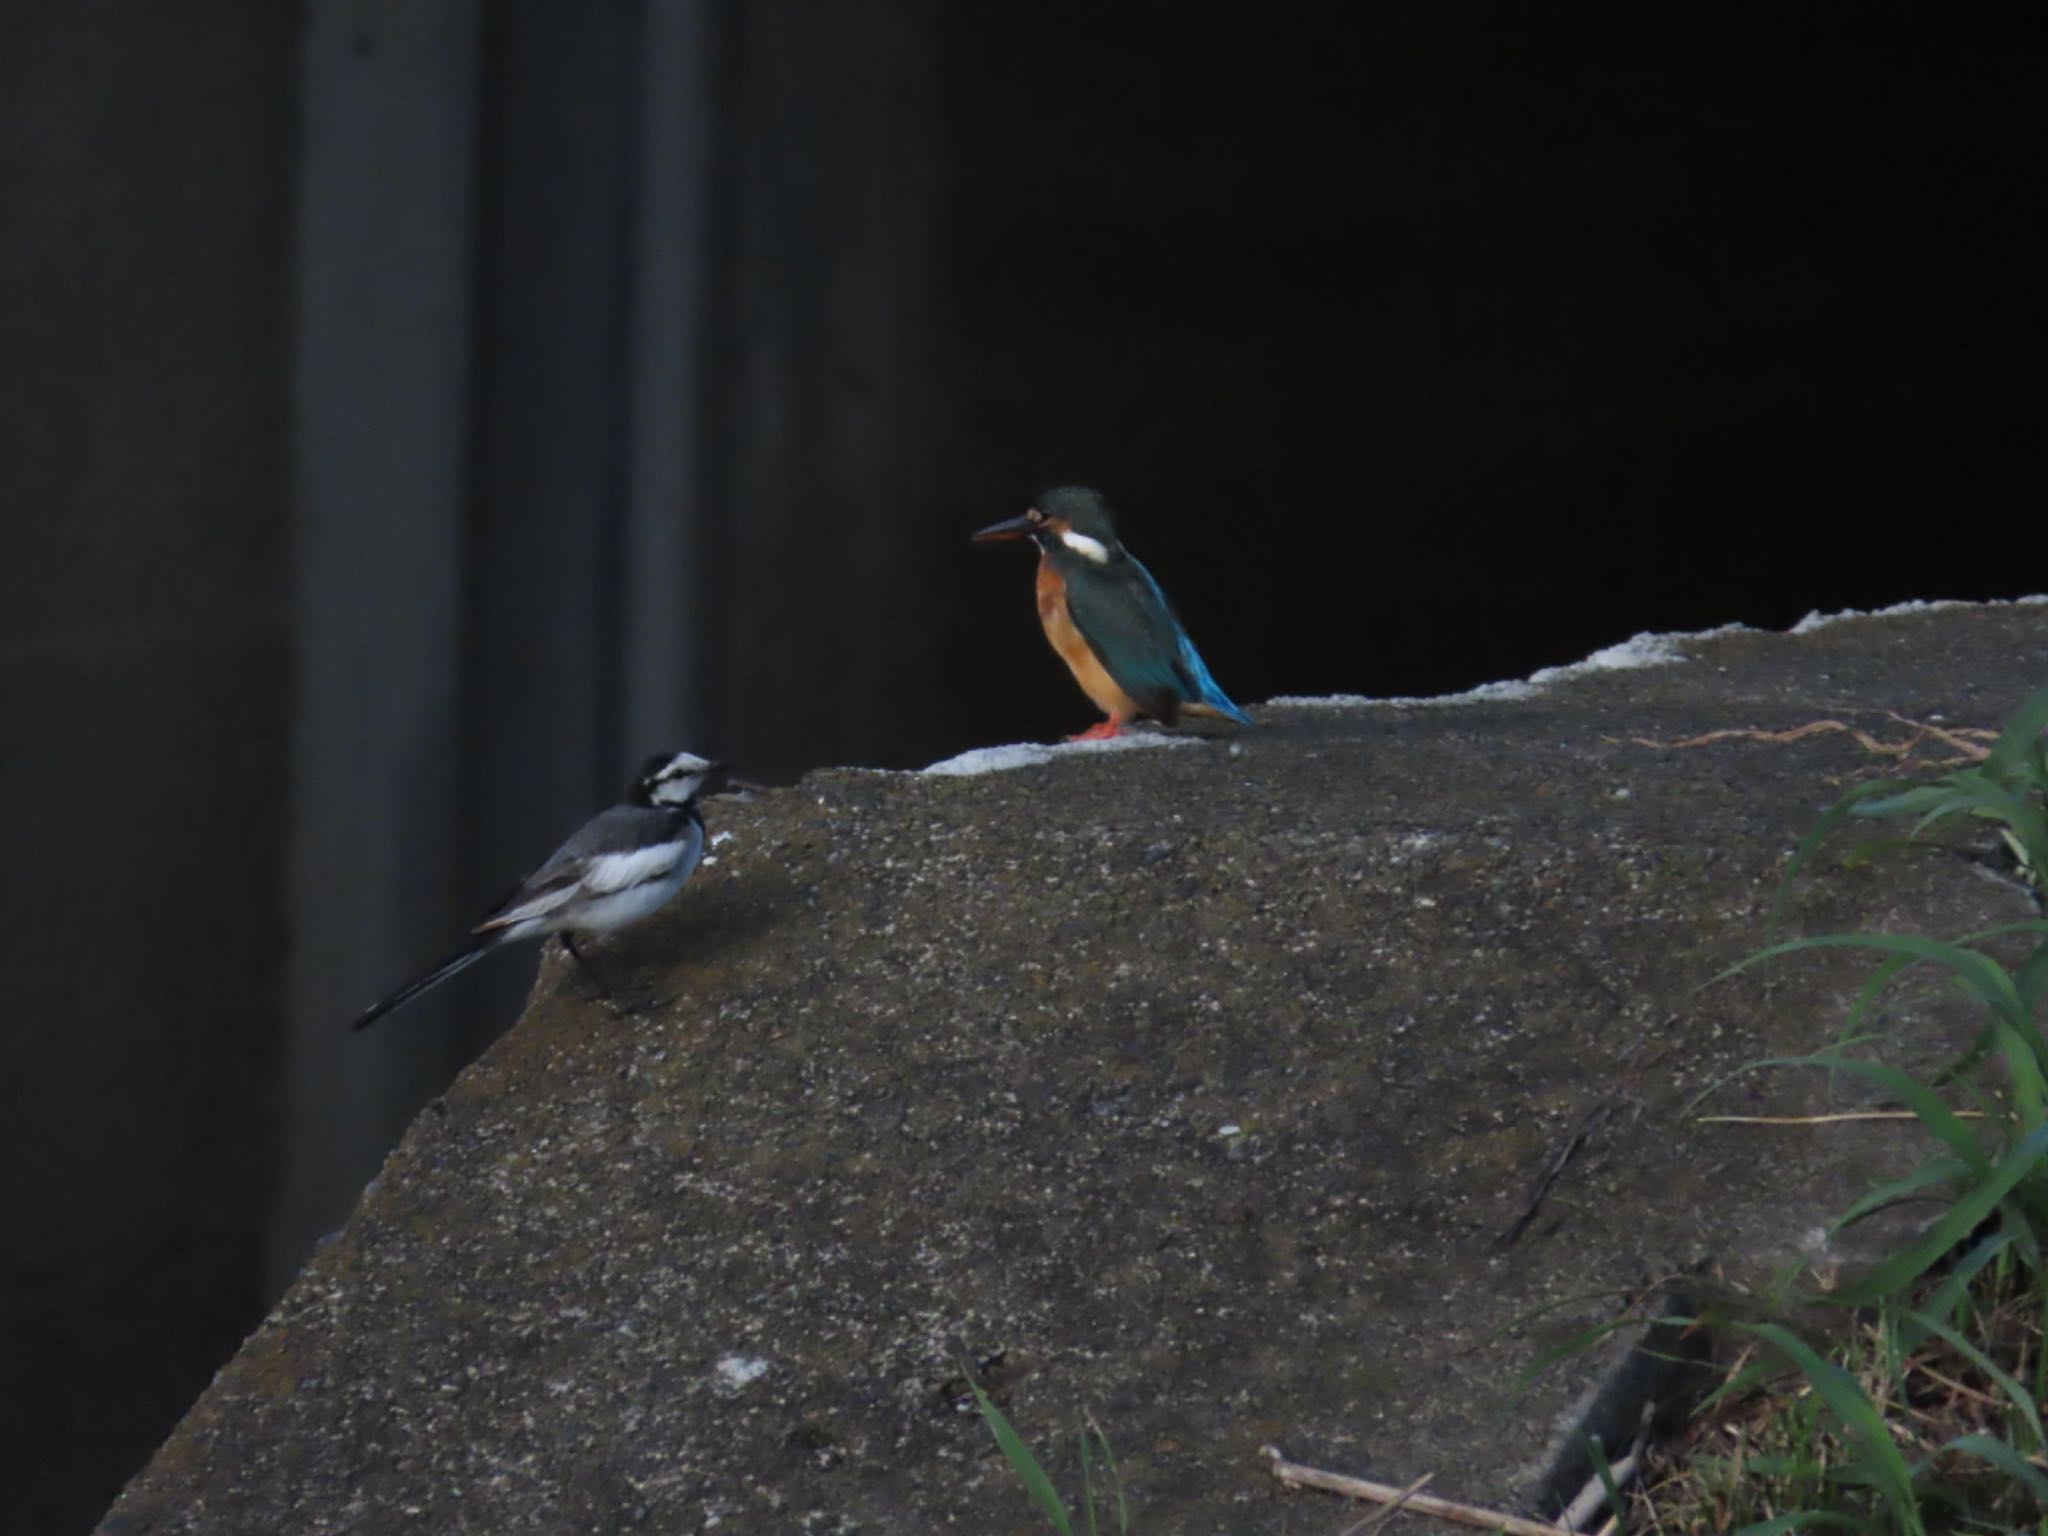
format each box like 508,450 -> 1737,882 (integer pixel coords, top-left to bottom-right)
1060,554 -> 1252,725
1059,558 -> 1190,719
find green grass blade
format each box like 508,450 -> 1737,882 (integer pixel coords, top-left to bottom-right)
1084,1418 -> 1128,1536
1837,951 -> 1917,1049
1684,1044 -> 1883,1118
1942,1432 -> 2048,1503
1078,1426 -> 1097,1536
1906,1229 -> 2013,1342
1999,824 -> 2048,891
1831,1121 -> 2048,1306
1992,1023 -> 2048,1137
1585,1434 -> 1627,1536
2010,1219 -> 2044,1274
1947,922 -> 2048,1023
1484,1284 -> 1643,1342
1509,1312 -> 1698,1396
1899,785 -> 2048,876
1770,779 -> 1915,934
2014,940 -> 2048,1013
1699,1349 -> 1797,1417
1902,783 -> 2022,836
1926,1021 -> 2000,1091
966,1373 -> 1074,1536
1739,1323 -> 1925,1536
1948,919 -> 2048,947
1832,1156 -> 1973,1232
1723,933 -> 2027,1030
1980,686 -> 2048,781
1850,783 -> 1970,818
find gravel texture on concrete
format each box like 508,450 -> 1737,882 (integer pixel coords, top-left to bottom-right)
102,602 -> 2048,1533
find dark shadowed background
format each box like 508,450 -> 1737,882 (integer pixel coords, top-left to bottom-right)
1,3 -> 2039,1531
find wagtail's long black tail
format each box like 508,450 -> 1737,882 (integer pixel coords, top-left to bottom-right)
351,941 -> 494,1032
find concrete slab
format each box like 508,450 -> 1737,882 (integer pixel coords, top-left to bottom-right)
101,601 -> 2048,1533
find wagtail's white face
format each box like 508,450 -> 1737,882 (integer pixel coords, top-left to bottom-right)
640,751 -> 724,807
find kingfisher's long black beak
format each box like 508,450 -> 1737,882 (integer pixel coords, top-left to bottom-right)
972,514 -> 1034,543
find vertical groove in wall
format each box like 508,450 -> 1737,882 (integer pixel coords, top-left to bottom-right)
622,0 -> 737,767
452,0 -> 657,1056
281,0 -> 485,1289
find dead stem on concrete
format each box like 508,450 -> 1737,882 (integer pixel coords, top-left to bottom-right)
1698,1110 -> 1985,1126
1498,1102 -> 1616,1248
1263,1448 -> 1570,1535
1624,714 -> 1996,767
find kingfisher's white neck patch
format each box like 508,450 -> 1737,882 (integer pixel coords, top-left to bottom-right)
1058,530 -> 1111,563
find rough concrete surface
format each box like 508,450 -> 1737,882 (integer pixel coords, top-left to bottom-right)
103,603 -> 2047,1534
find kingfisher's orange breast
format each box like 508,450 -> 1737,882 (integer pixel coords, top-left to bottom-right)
1036,557 -> 1139,720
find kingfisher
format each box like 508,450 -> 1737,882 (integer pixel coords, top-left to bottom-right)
351,749 -> 725,1031
973,485 -> 1254,740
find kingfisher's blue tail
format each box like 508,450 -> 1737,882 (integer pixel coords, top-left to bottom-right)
1127,555 -> 1254,725
1175,633 -> 1255,725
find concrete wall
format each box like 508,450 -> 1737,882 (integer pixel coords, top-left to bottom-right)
0,5 -> 298,1532
707,1 -> 941,774
277,0 -> 743,1286
279,0 -> 945,1293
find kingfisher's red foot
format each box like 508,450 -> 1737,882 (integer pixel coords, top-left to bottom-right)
1065,720 -> 1126,743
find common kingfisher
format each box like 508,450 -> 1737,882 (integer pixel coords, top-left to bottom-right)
974,485 -> 1254,741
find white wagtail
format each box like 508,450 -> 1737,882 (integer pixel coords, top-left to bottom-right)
351,749 -> 726,1031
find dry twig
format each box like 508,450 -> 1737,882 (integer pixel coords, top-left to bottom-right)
1264,1448 -> 1569,1536
1698,1110 -> 1984,1126
1627,714 -> 1994,767
1498,1102 -> 1615,1247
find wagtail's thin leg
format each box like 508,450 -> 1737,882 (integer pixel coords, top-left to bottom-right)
561,933 -> 612,998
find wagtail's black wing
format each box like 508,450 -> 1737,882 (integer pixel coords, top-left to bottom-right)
473,805 -> 696,934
